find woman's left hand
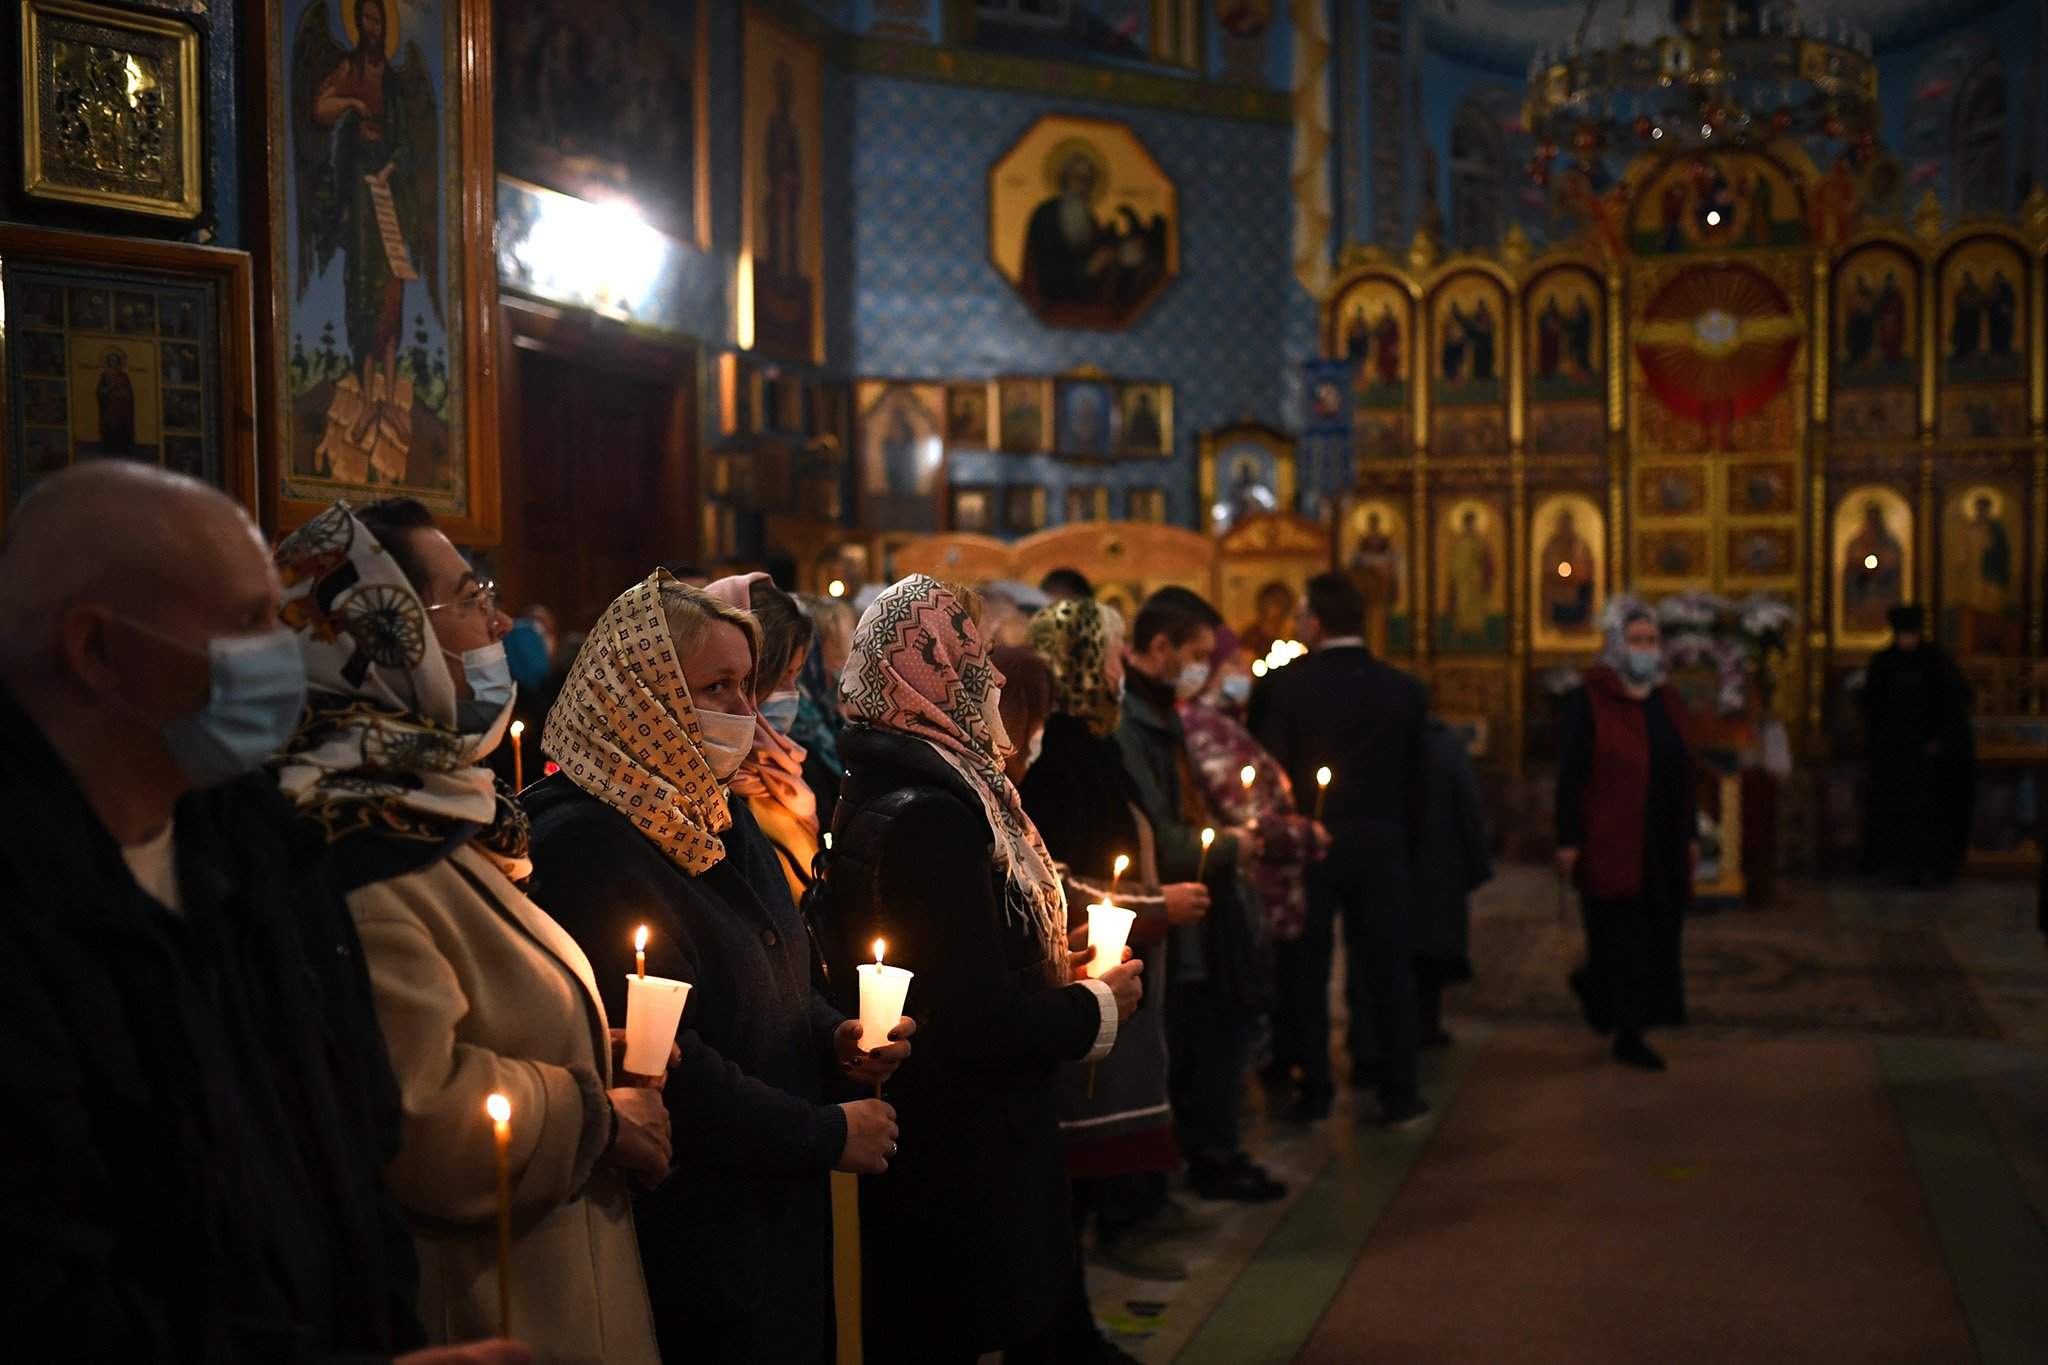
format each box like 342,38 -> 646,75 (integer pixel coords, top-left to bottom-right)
837,1016 -> 916,1085
609,1028 -> 680,1087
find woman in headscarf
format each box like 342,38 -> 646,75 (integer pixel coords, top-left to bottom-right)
825,576 -> 1144,1364
270,500 -> 668,1363
794,594 -> 856,820
1555,596 -> 1696,1072
705,573 -> 820,905
522,570 -> 909,1362
1017,597 -> 1210,1340
1178,626 -> 1319,1201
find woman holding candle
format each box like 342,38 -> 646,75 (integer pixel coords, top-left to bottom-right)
1018,596 -> 1214,1307
525,570 -> 908,1362
827,576 -> 1144,1364
704,573 -> 822,906
269,501 -> 669,1364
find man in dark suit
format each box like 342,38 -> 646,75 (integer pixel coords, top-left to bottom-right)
1251,572 -> 1430,1127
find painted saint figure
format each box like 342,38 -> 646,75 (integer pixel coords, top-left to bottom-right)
96,350 -> 136,456
1842,500 -> 1905,635
762,60 -> 804,283
1539,507 -> 1596,630
1443,508 -> 1496,646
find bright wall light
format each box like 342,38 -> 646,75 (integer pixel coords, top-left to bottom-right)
504,185 -> 673,322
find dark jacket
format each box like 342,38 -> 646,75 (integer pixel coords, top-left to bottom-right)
0,684 -> 421,1362
523,774 -> 849,1364
1020,712 -> 1142,884
1413,719 -> 1492,966
827,725 -> 1106,1358
1250,642 -> 1428,864
1556,666 -> 1696,903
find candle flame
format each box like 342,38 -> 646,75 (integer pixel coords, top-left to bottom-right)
1113,854 -> 1130,877
823,832 -> 833,851
634,925 -> 649,954
1557,562 -> 1572,578
485,1092 -> 511,1123
1201,827 -> 1215,848
510,719 -> 525,738
872,938 -> 886,967
1240,764 -> 1256,788
1317,765 -> 1333,787
827,578 -> 847,598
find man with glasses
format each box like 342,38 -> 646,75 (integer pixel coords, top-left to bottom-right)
0,463 -> 527,1362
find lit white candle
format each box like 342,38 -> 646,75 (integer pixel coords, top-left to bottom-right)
1198,827 -> 1215,881
486,1093 -> 513,1338
509,719 -> 525,789
1315,765 -> 1333,822
1084,901 -> 1137,981
857,939 -> 914,1097
1111,853 -> 1129,899
622,923 -> 690,1080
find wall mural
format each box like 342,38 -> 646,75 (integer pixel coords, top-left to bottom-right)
1832,485 -> 1913,649
1326,271 -> 1412,459
1936,235 -> 2029,442
743,11 -> 824,363
1941,484 -> 2023,657
1430,271 -> 1509,456
1339,496 -> 1410,655
1434,497 -> 1507,652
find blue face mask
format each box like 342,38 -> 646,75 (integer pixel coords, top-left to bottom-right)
445,640 -> 515,708
1622,646 -> 1663,683
759,688 -> 801,735
121,620 -> 308,789
1219,674 -> 1252,705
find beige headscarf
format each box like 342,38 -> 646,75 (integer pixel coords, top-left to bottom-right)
542,569 -> 732,875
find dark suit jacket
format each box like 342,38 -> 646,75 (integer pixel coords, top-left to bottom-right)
0,684 -> 421,1362
827,725 -> 1104,1358
1250,643 -> 1428,867
524,775 -> 848,1364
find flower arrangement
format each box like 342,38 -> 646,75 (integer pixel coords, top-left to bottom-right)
1655,591 -> 1796,716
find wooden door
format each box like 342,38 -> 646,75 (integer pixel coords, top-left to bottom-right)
496,298 -> 698,636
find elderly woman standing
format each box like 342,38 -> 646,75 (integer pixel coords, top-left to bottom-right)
524,571 -> 906,1362
270,501 -> 667,1362
1555,598 -> 1697,1072
827,576 -> 1144,1364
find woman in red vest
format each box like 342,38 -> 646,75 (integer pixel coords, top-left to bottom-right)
1554,599 -> 1697,1071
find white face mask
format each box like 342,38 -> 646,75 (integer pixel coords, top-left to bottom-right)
443,640 -> 515,709
759,688 -> 801,735
1174,661 -> 1211,701
696,706 -> 757,781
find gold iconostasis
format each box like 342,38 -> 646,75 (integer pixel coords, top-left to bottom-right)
1310,146 -> 2048,774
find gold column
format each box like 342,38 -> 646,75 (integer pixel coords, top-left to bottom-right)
1508,279 -> 1528,783
1606,267 -> 1629,594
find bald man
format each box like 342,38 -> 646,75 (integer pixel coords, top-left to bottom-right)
0,464 -> 527,1363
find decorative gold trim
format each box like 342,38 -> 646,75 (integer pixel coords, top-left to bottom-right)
19,0 -> 203,220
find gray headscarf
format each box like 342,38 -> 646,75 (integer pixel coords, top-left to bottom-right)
1598,594 -> 1665,686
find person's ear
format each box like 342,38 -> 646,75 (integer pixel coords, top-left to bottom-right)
61,605 -> 119,696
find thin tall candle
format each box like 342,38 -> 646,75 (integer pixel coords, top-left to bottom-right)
1315,766 -> 1333,821
485,1092 -> 513,1338
634,924 -> 648,980
509,719 -> 525,789
1111,853 -> 1129,898
1197,827 -> 1215,880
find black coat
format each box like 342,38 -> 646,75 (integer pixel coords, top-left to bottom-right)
1250,644 -> 1427,850
0,685 -> 421,1362
1412,719 -> 1492,966
523,775 -> 849,1364
1019,712 -> 1142,882
826,726 -> 1105,1358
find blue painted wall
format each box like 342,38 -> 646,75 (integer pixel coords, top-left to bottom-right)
847,74 -> 1314,529
1876,0 -> 2046,215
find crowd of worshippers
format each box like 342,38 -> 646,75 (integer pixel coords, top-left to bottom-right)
4,462 -> 1518,1364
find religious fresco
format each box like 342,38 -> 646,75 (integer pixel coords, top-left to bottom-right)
1339,497 -> 1410,655
1632,257 -> 1805,456
988,115 -> 1178,331
1628,151 -> 1808,255
1831,486 -> 1913,649
493,0 -> 706,245
856,381 -> 945,532
1117,381 -> 1173,457
743,12 -> 825,363
1637,528 -> 1710,583
1637,465 -> 1709,518
1526,267 -> 1603,403
1725,525 -> 1798,582
1434,498 -> 1507,652
1833,243 -> 1917,391
945,382 -> 991,449
1197,423 -> 1294,530
1053,377 -> 1119,457
1430,271 -> 1509,463
1941,484 -> 2023,657
1326,273 -> 1412,459
1933,234 -> 2030,443
1528,494 -> 1604,652
996,377 -> 1050,454
275,0 -> 468,514
1725,462 -> 1798,517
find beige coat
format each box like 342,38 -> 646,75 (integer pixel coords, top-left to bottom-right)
350,844 -> 661,1364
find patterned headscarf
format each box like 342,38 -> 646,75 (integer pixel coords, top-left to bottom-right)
702,574 -> 819,841
842,575 -> 1067,951
270,502 -> 531,881
542,569 -> 732,876
1598,594 -> 1666,685
1030,596 -> 1124,738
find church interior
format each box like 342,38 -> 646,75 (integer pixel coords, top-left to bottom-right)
5,0 -> 2048,1360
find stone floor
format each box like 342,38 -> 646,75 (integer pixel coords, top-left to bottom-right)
1076,866 -> 2048,1364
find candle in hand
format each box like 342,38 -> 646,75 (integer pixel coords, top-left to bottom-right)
1084,900 -> 1137,980
1198,826 -> 1215,880
1315,765 -> 1333,822
857,938 -> 914,1097
509,720 -> 525,790
634,924 -> 648,980
486,1092 -> 513,1338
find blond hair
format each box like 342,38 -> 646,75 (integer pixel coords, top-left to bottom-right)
659,577 -> 761,686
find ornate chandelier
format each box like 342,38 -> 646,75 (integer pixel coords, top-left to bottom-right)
1522,0 -> 1880,183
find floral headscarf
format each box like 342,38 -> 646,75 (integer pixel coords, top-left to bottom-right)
542,569 -> 732,876
842,575 -> 1066,950
1029,596 -> 1124,738
270,502 -> 530,883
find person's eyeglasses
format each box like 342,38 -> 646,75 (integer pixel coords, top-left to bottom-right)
425,578 -> 498,619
